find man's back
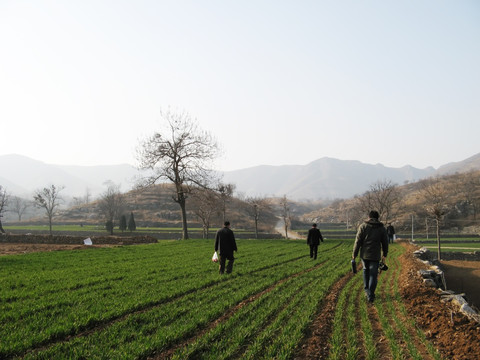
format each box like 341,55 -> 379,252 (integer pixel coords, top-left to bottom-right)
215,226 -> 237,255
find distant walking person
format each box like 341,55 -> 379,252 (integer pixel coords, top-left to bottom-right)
307,223 -> 324,260
215,221 -> 237,274
386,223 -> 395,244
352,211 -> 388,303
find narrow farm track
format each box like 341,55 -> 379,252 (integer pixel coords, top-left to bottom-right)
151,261 -> 328,359
367,301 -> 389,359
294,272 -> 353,359
352,282 -> 366,360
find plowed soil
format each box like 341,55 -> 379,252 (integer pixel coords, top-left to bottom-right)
1,241 -> 480,359
0,243 -> 119,255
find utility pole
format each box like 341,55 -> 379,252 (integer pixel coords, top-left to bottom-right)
411,214 -> 414,242
426,218 -> 429,240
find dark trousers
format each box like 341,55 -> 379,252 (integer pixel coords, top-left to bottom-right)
219,254 -> 234,274
309,244 -> 318,259
362,259 -> 379,302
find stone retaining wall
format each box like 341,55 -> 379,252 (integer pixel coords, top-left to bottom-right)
413,246 -> 480,323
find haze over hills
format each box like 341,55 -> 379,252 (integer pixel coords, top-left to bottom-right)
1,152 -> 479,201
436,152 -> 480,175
0,154 -> 139,198
222,158 -> 436,200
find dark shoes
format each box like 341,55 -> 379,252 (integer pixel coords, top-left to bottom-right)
365,292 -> 375,304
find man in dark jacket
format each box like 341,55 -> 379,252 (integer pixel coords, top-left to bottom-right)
352,211 -> 388,303
215,221 -> 237,274
386,223 -> 395,244
307,223 -> 324,260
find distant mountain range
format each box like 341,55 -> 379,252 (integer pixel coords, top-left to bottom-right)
0,154 -> 139,198
1,152 -> 480,201
223,153 -> 480,200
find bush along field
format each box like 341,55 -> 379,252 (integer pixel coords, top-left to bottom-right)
0,238 -> 478,359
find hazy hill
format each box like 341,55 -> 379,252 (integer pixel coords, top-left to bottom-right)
223,157 -> 436,200
436,153 -> 480,175
0,154 -> 139,197
302,169 -> 480,234
1,152 -> 480,201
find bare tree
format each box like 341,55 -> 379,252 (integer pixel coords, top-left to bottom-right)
419,177 -> 451,261
136,109 -> 220,240
456,171 -> 480,220
246,197 -> 270,239
356,180 -> 401,222
0,186 -> 9,233
33,185 -> 64,236
217,183 -> 235,223
98,183 -> 124,235
10,196 -> 29,221
191,187 -> 220,239
280,195 -> 291,239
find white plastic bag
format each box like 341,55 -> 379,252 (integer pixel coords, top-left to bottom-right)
212,251 -> 218,262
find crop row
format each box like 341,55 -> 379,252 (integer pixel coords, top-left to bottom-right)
1,239 -> 351,358
327,244 -> 443,360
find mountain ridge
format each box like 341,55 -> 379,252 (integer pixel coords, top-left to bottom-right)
222,157 -> 438,200
1,152 -> 479,200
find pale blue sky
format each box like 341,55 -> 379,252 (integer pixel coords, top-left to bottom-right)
1,1 -> 479,171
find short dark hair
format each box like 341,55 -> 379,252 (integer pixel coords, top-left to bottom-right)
312,223 -> 317,227
224,221 -> 230,226
369,210 -> 380,219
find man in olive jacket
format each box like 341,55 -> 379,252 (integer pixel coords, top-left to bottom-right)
215,221 -> 237,274
352,210 -> 388,303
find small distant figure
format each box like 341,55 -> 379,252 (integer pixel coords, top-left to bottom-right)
214,221 -> 237,275
0,214 -> 5,234
307,223 -> 324,260
352,210 -> 388,304
386,223 -> 395,244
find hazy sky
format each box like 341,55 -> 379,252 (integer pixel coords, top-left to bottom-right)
1,1 -> 479,172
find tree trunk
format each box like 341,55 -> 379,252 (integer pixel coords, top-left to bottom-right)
178,196 -> 189,240
180,205 -> 189,239
48,215 -> 53,236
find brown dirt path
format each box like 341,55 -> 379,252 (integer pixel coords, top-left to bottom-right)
294,272 -> 353,359
0,242 -> 119,255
